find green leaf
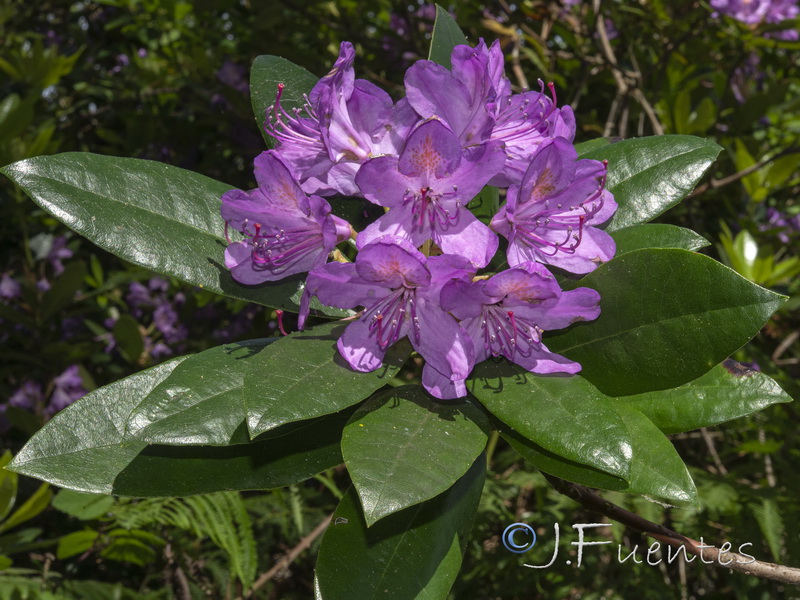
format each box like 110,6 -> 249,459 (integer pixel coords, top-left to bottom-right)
467,186 -> 499,225
112,315 -> 144,364
616,361 -> 792,434
51,490 -> 114,521
471,362 -> 697,503
1,153 -> 337,314
0,484 -> 51,534
611,405 -> 697,504
316,457 -> 485,600
342,385 -> 489,526
580,136 -> 722,231
250,55 -> 319,148
125,338 -> 280,446
0,452 -> 17,521
611,224 -> 709,256
56,529 -> 99,559
428,5 -> 468,68
8,359 -> 348,496
468,360 -> 631,480
245,322 -> 409,438
115,411 -> 352,497
41,262 -> 86,321
574,138 -> 611,156
751,500 -> 784,562
547,249 -> 786,396
504,431 -> 628,491
101,529 -> 163,565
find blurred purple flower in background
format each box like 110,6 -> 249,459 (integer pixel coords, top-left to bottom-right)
731,53 -> 763,103
48,365 -> 87,415
109,53 -> 130,75
712,0 -> 799,39
9,381 -> 44,412
761,207 -> 800,243
0,273 -> 21,301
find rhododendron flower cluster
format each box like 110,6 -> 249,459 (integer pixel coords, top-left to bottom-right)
221,40 -> 618,399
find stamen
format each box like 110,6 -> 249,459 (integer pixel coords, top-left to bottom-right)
276,309 -> 289,336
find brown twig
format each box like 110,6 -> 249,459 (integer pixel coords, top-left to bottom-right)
509,34 -> 529,91
245,514 -> 332,598
759,428 -> 778,488
701,427 -> 728,475
545,475 -> 800,585
688,147 -> 800,198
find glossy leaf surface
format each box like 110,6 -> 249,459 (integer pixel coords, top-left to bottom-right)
428,5 -> 468,68
617,360 -> 792,434
468,361 -> 630,480
611,224 -> 709,255
125,339 -> 279,446
1,153 -> 329,313
547,249 -> 786,396
342,385 -> 489,526
316,457 -> 485,600
580,136 -> 722,231
8,359 -> 346,496
472,361 -> 698,503
246,322 -> 409,438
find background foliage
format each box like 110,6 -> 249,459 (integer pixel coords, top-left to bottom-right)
1,0 -> 798,598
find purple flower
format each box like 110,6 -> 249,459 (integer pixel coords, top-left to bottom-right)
266,42 -> 418,196
491,138 -> 617,274
404,40 -> 575,184
0,273 -> 21,301
147,338 -> 174,359
355,119 -> 506,268
217,59 -> 249,94
9,381 -> 44,411
127,281 -> 153,311
153,303 -> 188,344
37,234 -> 73,278
441,262 -> 601,374
761,206 -> 800,243
712,0 -> 799,37
300,237 -> 475,399
731,53 -> 763,103
221,151 -> 351,284
48,365 -> 87,415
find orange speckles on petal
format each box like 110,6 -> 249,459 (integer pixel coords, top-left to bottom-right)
408,135 -> 443,175
532,167 -> 556,199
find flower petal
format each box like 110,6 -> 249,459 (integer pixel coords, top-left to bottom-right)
484,265 -> 560,304
511,342 -> 582,375
355,237 -> 431,288
410,297 -> 474,381
433,211 -> 498,269
337,317 -> 387,373
355,156 -> 414,208
253,151 -> 311,213
397,119 -> 462,182
304,262 -> 390,310
405,60 -> 486,142
356,204 -> 427,250
537,226 -> 616,274
440,279 -> 492,320
532,287 -> 601,330
422,363 -> 468,399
